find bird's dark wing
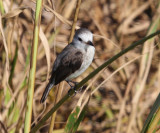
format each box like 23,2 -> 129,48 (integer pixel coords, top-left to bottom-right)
49,44 -> 83,85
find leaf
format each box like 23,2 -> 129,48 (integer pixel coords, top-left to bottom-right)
2,6 -> 28,19
71,103 -> 88,133
141,94 -> 160,133
64,96 -> 90,133
64,106 -> 80,133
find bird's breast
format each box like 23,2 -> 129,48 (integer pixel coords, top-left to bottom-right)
83,46 -> 95,66
66,46 -> 95,80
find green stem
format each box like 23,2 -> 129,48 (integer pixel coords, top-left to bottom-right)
24,0 -> 43,133
0,0 -> 5,15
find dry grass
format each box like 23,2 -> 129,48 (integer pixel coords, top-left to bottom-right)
0,0 -> 160,133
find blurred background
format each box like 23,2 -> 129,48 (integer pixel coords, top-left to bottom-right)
0,0 -> 160,133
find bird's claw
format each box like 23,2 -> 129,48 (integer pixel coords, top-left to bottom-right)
68,86 -> 77,97
68,85 -> 84,97
66,80 -> 83,97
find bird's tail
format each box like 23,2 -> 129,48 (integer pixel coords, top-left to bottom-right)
40,82 -> 54,103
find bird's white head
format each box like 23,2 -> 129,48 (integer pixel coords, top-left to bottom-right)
73,28 -> 94,49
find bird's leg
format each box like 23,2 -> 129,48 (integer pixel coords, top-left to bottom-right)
66,80 -> 83,96
69,81 -> 83,92
66,80 -> 77,96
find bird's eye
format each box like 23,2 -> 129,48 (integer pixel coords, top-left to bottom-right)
78,37 -> 82,42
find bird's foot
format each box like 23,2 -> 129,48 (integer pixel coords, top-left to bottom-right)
76,86 -> 83,92
68,86 -> 77,97
66,80 -> 83,96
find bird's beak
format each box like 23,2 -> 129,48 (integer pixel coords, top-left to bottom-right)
87,41 -> 94,46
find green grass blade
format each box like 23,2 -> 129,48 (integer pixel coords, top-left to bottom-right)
0,0 -> 5,15
140,10 -> 160,133
65,97 -> 90,133
71,106 -> 87,133
64,107 -> 80,133
71,97 -> 90,133
24,0 -> 43,133
141,93 -> 160,133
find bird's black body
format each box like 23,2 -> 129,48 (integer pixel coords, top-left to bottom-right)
51,44 -> 83,85
40,44 -> 83,103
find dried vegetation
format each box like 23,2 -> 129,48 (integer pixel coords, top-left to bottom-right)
0,0 -> 160,133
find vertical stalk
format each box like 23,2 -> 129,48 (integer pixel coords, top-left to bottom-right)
68,0 -> 81,43
24,0 -> 43,133
0,0 -> 5,15
49,83 -> 64,133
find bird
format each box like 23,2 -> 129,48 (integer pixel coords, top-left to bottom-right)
40,28 -> 95,103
